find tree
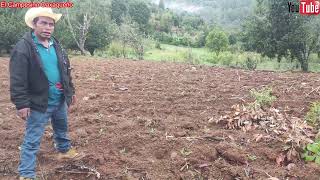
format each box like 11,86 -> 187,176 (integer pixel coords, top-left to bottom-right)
128,1 -> 151,32
205,29 -> 229,56
117,18 -> 145,59
54,18 -> 78,51
241,0 -> 270,54
159,11 -> 174,33
0,9 -> 26,55
159,0 -> 165,10
85,21 -> 115,56
228,34 -> 237,45
287,16 -> 319,71
181,15 -> 205,31
242,0 -> 320,71
64,0 -> 111,55
64,0 -> 95,55
111,0 -> 127,25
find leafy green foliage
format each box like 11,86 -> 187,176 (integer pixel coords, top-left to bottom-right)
242,0 -> 320,71
240,0 -> 270,54
155,42 -> 161,49
250,87 -> 276,109
58,0 -> 112,55
0,9 -> 26,54
305,102 -> 320,128
108,41 -> 123,58
247,154 -> 257,161
115,18 -> 145,59
245,57 -> 258,70
85,21 -> 115,56
228,34 -> 237,45
54,19 -> 78,51
205,29 -> 228,56
302,142 -> 320,165
159,11 -> 174,33
111,0 -> 128,25
158,0 -> 254,30
129,0 -> 151,32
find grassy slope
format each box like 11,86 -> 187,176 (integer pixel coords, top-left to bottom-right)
144,44 -> 320,72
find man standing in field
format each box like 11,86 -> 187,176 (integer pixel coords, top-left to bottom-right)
9,7 -> 77,180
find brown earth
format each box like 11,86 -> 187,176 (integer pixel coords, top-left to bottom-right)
0,56 -> 320,179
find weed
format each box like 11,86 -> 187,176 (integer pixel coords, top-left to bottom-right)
305,101 -> 320,128
302,142 -> 320,165
120,148 -> 127,154
180,147 -> 192,157
245,57 -> 258,70
247,154 -> 257,161
250,87 -> 276,109
155,42 -> 161,49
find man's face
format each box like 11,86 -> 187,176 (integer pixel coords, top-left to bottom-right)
33,16 -> 55,39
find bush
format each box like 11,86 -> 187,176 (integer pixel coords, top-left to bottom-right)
181,49 -> 199,64
228,34 -> 237,45
245,57 -> 258,70
107,41 -> 122,58
155,42 -> 161,49
305,101 -> 320,128
302,142 -> 320,165
250,87 -> 276,109
205,28 -> 229,55
203,53 -> 218,64
193,32 -> 206,48
202,53 -> 218,64
217,52 -> 234,66
154,32 -> 173,44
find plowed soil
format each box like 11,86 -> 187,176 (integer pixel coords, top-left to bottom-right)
0,57 -> 320,179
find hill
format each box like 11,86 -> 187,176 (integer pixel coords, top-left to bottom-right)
150,0 -> 255,30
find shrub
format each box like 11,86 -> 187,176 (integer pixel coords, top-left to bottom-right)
107,41 -> 122,58
250,87 -> 276,109
302,142 -> 320,165
155,42 -> 161,49
204,53 -> 218,64
305,101 -> 320,128
205,28 -> 229,56
217,52 -> 234,66
181,49 -> 198,64
245,57 -> 258,70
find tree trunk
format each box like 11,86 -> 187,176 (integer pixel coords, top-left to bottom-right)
300,44 -> 310,72
78,41 -> 86,55
122,44 -> 126,58
65,9 -> 93,56
300,57 -> 309,72
138,45 -> 144,60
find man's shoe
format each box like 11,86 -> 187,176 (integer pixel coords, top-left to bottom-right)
19,177 -> 34,180
57,148 -> 79,160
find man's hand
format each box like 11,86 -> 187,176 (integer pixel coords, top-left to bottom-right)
71,95 -> 77,105
68,95 -> 77,112
17,108 -> 30,120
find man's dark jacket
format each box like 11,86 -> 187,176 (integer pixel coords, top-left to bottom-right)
9,31 -> 75,113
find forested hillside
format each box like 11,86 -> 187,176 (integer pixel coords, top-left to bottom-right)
150,0 -> 254,30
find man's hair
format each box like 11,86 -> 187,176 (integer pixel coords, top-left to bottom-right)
32,17 -> 55,25
33,17 -> 39,25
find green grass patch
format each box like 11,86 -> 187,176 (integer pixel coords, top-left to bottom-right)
144,43 -> 320,72
94,41 -> 320,72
